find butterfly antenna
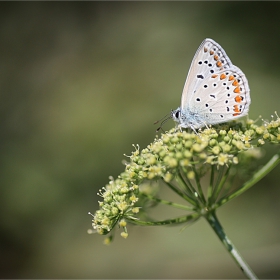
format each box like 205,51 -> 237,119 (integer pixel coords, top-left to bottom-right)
155,114 -> 172,132
154,112 -> 170,125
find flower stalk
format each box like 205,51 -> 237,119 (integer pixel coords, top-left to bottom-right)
205,211 -> 258,279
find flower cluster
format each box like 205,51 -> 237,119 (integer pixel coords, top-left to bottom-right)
89,179 -> 140,236
261,113 -> 280,144
89,114 -> 280,243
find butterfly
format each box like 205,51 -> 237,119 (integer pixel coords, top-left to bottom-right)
156,38 -> 251,132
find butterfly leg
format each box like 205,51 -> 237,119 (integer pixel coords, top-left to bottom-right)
176,124 -> 183,132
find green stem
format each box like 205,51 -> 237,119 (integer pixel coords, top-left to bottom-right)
192,165 -> 207,204
207,165 -> 215,200
211,165 -> 231,204
178,168 -> 198,199
164,180 -> 191,201
128,212 -> 201,226
166,179 -> 197,206
140,193 -> 194,211
204,211 -> 258,279
216,150 -> 280,208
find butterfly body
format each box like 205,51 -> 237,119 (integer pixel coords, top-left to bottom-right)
172,38 -> 251,131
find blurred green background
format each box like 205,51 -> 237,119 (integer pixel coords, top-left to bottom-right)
1,2 -> 280,278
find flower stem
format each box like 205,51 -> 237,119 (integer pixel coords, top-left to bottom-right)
209,165 -> 230,204
216,149 -> 280,208
204,211 -> 258,279
140,193 -> 195,211
128,212 -> 201,226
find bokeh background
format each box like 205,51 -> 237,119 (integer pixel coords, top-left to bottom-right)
1,2 -> 280,278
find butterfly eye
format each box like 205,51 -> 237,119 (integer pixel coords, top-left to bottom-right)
175,111 -> 180,119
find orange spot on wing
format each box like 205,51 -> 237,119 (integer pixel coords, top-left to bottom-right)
204,47 -> 208,52
211,74 -> 218,78
216,61 -> 222,67
235,96 -> 243,103
233,105 -> 241,113
214,55 -> 219,61
220,73 -> 226,80
229,75 -> 235,81
232,79 -> 239,86
234,87 -> 240,93
233,113 -> 240,116
210,50 -> 214,55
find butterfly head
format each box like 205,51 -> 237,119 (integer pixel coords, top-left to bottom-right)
171,107 -> 181,124
154,109 -> 181,132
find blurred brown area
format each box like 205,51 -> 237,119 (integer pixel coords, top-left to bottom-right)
1,2 -> 280,278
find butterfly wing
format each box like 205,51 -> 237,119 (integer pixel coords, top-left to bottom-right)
187,65 -> 251,125
181,38 -> 234,109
